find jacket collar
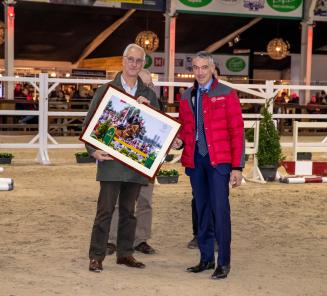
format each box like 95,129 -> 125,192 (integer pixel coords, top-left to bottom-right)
192,76 -> 218,93
191,76 -> 218,97
112,71 -> 146,97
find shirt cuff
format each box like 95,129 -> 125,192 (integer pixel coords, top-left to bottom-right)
232,167 -> 243,171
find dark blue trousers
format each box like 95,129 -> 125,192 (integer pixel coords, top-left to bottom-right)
186,150 -> 231,266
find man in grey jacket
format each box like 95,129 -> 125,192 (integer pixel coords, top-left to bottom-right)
107,69 -> 158,256
85,44 -> 159,272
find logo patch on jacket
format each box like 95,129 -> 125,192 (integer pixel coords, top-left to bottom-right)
211,96 -> 225,103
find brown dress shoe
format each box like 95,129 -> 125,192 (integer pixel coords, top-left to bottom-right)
116,256 -> 145,268
89,259 -> 103,273
134,242 -> 155,254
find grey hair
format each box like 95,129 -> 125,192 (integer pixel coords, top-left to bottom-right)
193,51 -> 215,66
123,43 -> 146,60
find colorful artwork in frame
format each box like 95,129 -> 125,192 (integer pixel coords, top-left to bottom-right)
80,86 -> 181,179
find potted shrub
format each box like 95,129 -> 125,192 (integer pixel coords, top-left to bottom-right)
75,151 -> 96,163
156,169 -> 179,184
256,99 -> 284,181
0,153 -> 14,164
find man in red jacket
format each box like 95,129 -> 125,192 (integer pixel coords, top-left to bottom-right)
174,51 -> 245,280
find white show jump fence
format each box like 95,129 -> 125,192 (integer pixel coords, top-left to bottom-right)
0,74 -> 326,181
293,121 -> 327,160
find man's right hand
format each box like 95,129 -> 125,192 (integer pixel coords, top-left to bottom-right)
171,137 -> 183,150
92,150 -> 113,161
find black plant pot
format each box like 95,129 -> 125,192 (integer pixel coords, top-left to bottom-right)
156,175 -> 179,184
297,152 -> 312,160
75,155 -> 96,163
259,165 -> 277,182
0,158 -> 12,164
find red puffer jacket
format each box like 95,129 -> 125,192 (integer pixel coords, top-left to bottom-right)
178,79 -> 245,169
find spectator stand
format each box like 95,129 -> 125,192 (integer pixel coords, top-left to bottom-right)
0,76 -> 40,133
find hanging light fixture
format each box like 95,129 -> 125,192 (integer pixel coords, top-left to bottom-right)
135,31 -> 159,54
267,38 -> 290,60
135,15 -> 159,54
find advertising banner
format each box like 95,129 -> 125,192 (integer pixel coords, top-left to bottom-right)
20,0 -> 166,12
176,0 -> 303,19
314,0 -> 327,21
146,52 -> 249,76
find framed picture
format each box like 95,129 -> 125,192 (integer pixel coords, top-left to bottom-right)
80,85 -> 181,179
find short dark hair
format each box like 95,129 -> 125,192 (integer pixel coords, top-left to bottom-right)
215,64 -> 220,76
193,51 -> 214,65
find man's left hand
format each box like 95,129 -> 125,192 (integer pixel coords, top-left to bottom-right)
230,170 -> 243,188
136,96 -> 150,105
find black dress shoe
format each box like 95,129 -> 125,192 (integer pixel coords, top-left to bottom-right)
186,261 -> 215,273
135,242 -> 155,254
211,264 -> 230,279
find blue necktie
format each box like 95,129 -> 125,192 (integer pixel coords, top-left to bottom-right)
197,88 -> 208,156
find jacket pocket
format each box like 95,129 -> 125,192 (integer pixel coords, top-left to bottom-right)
211,100 -> 226,109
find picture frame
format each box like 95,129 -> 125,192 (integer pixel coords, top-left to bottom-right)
80,85 -> 181,179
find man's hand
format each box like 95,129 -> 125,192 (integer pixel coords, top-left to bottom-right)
136,96 -> 150,105
171,137 -> 183,150
92,150 -> 113,161
230,170 -> 243,188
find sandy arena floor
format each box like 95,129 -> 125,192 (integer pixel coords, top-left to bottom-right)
0,136 -> 326,296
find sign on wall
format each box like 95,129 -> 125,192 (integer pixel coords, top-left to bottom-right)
176,0 -> 303,18
72,69 -> 107,78
147,53 -> 249,76
21,0 -> 166,11
314,0 -> 327,21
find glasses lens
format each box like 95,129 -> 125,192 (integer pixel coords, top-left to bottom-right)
125,56 -> 144,65
192,65 -> 209,71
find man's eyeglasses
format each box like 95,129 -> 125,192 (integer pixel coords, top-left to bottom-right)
124,56 -> 145,66
192,65 -> 209,71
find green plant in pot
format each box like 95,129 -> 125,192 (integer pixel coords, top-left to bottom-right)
75,151 -> 96,163
156,169 -> 179,184
256,99 -> 284,181
0,153 -> 14,164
